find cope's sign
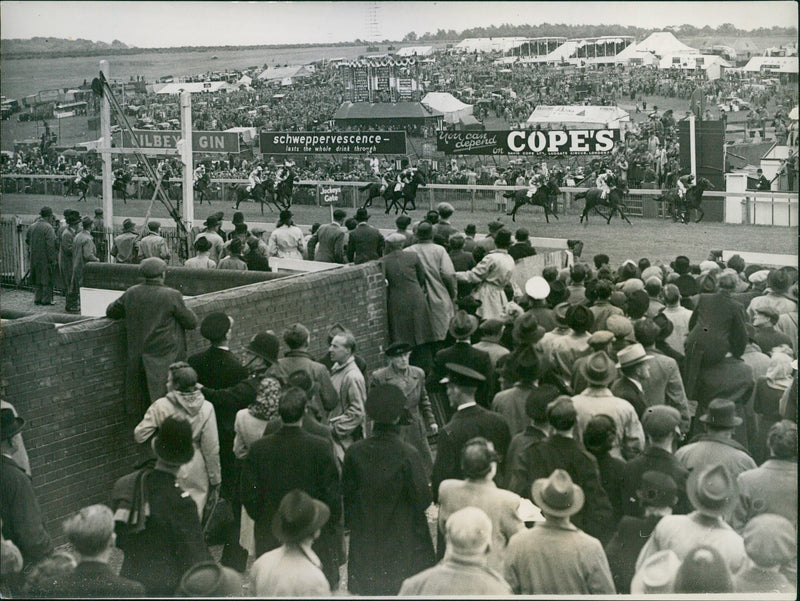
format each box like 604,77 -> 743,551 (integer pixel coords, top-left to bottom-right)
437,129 -> 618,156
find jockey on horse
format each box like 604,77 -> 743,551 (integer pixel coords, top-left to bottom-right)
247,164 -> 264,195
193,163 -> 207,186
595,167 -> 614,200
677,172 -> 694,204
393,158 -> 415,194
74,161 -> 89,186
526,168 -> 546,199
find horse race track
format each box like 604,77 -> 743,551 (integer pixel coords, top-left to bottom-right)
3,191 -> 797,267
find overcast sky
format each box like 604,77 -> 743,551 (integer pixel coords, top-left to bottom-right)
1,1 -> 796,47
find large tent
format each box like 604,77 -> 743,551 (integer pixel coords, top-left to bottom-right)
613,42 -> 658,66
739,55 -> 799,75
257,65 -> 315,83
421,92 -> 473,124
526,105 -> 630,132
530,41 -> 579,63
634,31 -> 696,57
395,46 -> 433,57
659,54 -> 732,80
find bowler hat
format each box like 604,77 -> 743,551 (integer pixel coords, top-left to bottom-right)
512,312 -> 545,346
546,280 -> 570,305
525,276 -> 550,300
365,383 -> 405,424
178,562 -> 243,597
579,351 -> 616,387
355,207 -> 370,221
67,212 -> 82,225
642,405 -> 682,439
203,215 -> 219,228
636,471 -> 678,508
139,257 -> 167,279
153,417 -> 194,465
687,464 -> 738,517
449,310 -> 478,339
384,342 -> 412,357
742,514 -> 797,568
566,304 -> 594,332
0,408 -> 25,442
531,469 -> 585,517
271,490 -> 330,544
616,343 -> 651,369
245,331 -> 280,365
487,220 -> 504,233
460,437 -> 499,479
200,312 -> 231,342
699,398 -> 742,428
441,362 -> 486,386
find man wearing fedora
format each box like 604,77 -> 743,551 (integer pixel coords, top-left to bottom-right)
342,383 -> 435,596
437,437 -> 524,574
115,417 -> 212,596
110,218 -> 139,265
370,342 -> 436,474
398,507 -> 512,596
26,206 -> 58,306
0,408 -> 53,578
605,471 -> 679,593
571,330 -> 615,394
107,257 -> 198,417
504,469 -> 615,595
636,463 -> 747,577
509,396 -> 613,543
240,387 -> 342,588
675,398 -> 756,486
430,311 -> 494,417
572,351 -> 645,460
196,214 -> 225,265
491,346 -> 545,437
610,342 -> 651,418
347,207 -> 384,264
249,490 -> 331,597
431,363 -> 511,503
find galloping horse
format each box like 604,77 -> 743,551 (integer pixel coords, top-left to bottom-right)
112,171 -> 133,204
194,172 -> 215,205
653,188 -> 683,222
233,180 -> 281,214
66,173 -> 96,203
360,168 -> 426,215
504,180 -> 560,223
577,182 -> 632,225
272,168 -> 295,210
681,177 -> 715,223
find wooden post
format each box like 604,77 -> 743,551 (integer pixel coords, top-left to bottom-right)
180,91 -> 194,226
99,61 -> 113,231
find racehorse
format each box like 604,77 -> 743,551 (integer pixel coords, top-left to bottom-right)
653,188 -> 683,222
65,173 -> 96,202
577,182 -> 632,225
112,171 -> 133,204
233,180 -> 281,215
272,168 -> 295,210
504,180 -> 560,223
194,172 -> 215,205
681,177 -> 715,223
360,168 -> 426,215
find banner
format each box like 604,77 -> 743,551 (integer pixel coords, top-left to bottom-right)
436,129 -> 619,156
260,131 -> 407,155
353,67 -> 370,102
121,130 -> 240,153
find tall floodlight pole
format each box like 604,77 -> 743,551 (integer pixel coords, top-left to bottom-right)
689,112 -> 697,178
99,60 -> 113,231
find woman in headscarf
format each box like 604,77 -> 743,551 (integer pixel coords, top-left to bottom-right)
751,351 -> 794,463
267,209 -> 304,259
133,362 -> 221,519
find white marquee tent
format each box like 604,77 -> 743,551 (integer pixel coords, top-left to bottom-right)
634,31 -> 697,57
613,42 -> 658,66
739,55 -> 799,74
454,37 -> 528,54
395,46 -> 434,57
659,54 -> 732,80
530,41 -> 579,63
526,105 -> 630,132
421,92 -> 473,124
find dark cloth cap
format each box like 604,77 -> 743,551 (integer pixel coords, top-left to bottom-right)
636,471 -> 678,508
547,280 -> 570,305
487,220 -> 504,233
67,212 -> 82,225
81,216 -> 94,229
153,417 -> 194,465
139,257 -> 167,278
0,408 -> 25,441
245,331 -> 280,365
147,221 -> 160,231
674,274 -> 698,297
122,218 -> 135,230
179,561 -> 242,597
627,290 -> 650,319
355,207 -> 369,221
384,342 -> 413,357
566,304 -> 594,331
365,384 -> 405,424
203,215 -> 219,228
642,405 -> 682,438
200,312 -> 231,342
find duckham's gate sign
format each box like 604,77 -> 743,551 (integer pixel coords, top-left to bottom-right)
436,129 -> 619,156
122,130 -> 240,153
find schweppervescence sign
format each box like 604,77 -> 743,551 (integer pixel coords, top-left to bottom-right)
260,131 -> 406,155
437,129 -> 618,156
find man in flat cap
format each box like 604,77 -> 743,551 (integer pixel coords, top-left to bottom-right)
110,219 -> 139,265
137,221 -> 171,261
106,257 -> 198,417
432,202 -> 458,246
431,362 -> 511,502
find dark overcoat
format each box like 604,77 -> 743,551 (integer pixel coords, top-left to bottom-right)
106,280 -> 198,416
239,426 -> 342,588
347,222 -> 384,264
342,427 -> 435,596
383,249 -> 435,346
26,217 -> 57,287
116,469 -> 212,596
60,561 -> 146,598
619,445 -> 691,517
604,515 -> 663,594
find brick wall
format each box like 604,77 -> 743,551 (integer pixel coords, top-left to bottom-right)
0,262 -> 387,545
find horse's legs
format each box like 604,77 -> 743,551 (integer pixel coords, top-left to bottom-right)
695,206 -> 704,223
618,205 -> 632,225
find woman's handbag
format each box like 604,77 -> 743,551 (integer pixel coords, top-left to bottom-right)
202,488 -> 234,546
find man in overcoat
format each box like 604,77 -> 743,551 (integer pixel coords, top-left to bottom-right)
313,208 -> 347,263
346,207 -> 384,264
59,211 -> 81,311
342,384 -> 435,595
26,206 -> 58,305
106,257 -> 198,416
69,216 -> 99,313
239,387 -> 342,589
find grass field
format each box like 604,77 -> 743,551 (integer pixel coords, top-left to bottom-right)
3,191 -> 796,267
